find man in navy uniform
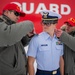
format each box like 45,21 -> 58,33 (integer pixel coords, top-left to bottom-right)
27,10 -> 64,75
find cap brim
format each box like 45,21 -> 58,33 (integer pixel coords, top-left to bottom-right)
42,20 -> 50,23
16,10 -> 26,17
64,21 -> 71,25
64,21 -> 74,27
20,12 -> 26,17
64,21 -> 69,23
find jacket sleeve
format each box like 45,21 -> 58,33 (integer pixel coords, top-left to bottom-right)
0,20 -> 34,46
60,31 -> 75,51
21,35 -> 31,47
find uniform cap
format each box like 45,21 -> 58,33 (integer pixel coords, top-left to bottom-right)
40,10 -> 62,21
3,3 -> 25,17
64,18 -> 75,27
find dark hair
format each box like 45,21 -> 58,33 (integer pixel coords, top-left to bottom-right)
42,20 -> 58,25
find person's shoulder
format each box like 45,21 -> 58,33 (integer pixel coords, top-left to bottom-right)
31,32 -> 45,40
31,34 -> 38,39
38,32 -> 44,36
29,34 -> 39,43
38,32 -> 46,38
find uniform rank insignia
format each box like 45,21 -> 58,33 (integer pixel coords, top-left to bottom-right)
56,41 -> 62,45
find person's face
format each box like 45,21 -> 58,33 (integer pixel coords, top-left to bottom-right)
42,23 -> 57,33
63,23 -> 75,33
4,10 -> 20,22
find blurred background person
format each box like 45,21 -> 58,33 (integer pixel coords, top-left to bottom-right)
55,18 -> 75,75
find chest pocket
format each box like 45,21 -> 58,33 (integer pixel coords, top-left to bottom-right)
55,45 -> 63,56
56,45 -> 63,50
39,44 -> 50,51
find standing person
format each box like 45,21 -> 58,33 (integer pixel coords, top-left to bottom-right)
27,10 -> 64,75
0,3 -> 34,75
55,18 -> 75,75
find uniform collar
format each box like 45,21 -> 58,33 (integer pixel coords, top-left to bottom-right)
40,32 -> 57,40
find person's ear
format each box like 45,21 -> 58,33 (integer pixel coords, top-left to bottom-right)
3,10 -> 9,15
